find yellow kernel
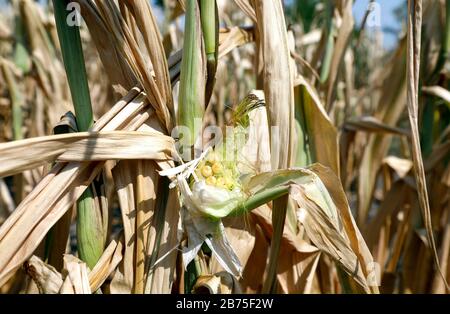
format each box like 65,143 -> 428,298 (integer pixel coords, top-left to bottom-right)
206,176 -> 217,186
212,162 -> 223,175
201,165 -> 213,178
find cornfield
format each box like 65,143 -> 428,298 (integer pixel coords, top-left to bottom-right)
0,0 -> 448,295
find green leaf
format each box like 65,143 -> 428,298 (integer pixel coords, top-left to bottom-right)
178,0 -> 206,148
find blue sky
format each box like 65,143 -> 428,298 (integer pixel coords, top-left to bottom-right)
353,0 -> 405,49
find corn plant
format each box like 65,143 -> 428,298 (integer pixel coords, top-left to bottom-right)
0,0 -> 448,294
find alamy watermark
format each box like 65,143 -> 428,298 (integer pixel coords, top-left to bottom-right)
366,1 -> 382,29
66,2 -> 82,27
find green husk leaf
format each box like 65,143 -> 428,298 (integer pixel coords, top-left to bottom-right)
200,0 -> 219,105
52,0 -> 93,132
52,0 -> 101,269
178,0 -> 206,148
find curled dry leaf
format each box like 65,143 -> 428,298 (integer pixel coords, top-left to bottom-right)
245,165 -> 378,293
24,256 -> 64,294
294,76 -> 340,175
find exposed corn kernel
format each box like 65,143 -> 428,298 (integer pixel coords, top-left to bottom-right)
201,165 -> 213,178
212,162 -> 223,175
206,176 -> 217,186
